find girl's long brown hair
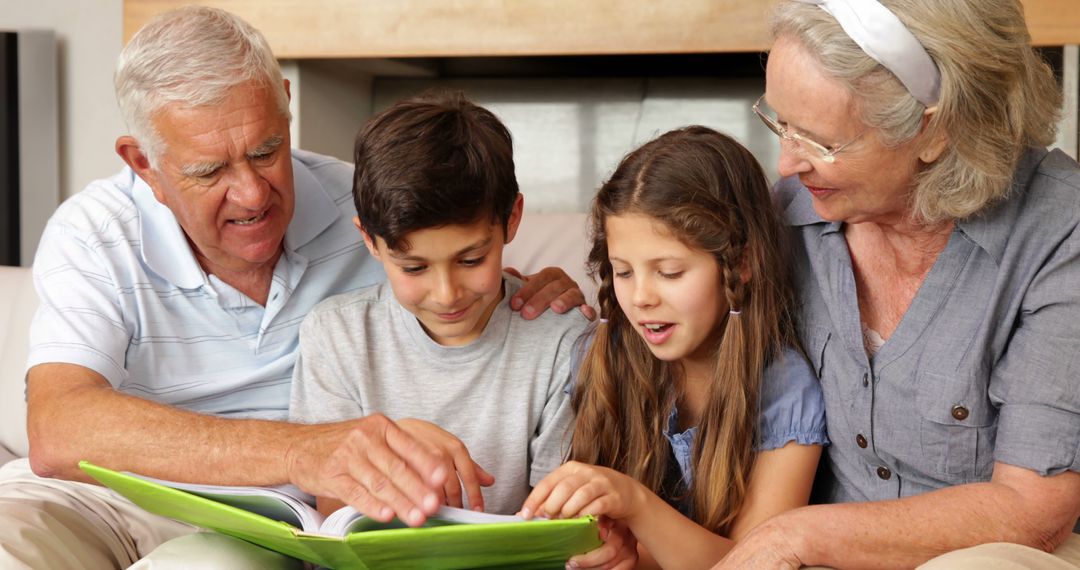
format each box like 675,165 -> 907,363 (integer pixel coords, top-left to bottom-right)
569,126 -> 799,534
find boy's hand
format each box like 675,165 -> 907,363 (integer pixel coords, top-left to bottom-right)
567,516 -> 638,570
506,266 -> 596,321
519,461 -> 645,522
285,414 -> 452,527
397,418 -> 495,512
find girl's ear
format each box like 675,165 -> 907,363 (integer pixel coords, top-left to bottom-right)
503,194 -> 525,244
354,216 -> 381,259
738,251 -> 753,285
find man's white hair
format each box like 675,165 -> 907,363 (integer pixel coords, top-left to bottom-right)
114,5 -> 291,167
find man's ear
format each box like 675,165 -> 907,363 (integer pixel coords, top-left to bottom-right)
116,135 -> 165,202
503,194 -> 525,244
284,78 -> 291,102
116,136 -> 154,182
354,216 -> 381,258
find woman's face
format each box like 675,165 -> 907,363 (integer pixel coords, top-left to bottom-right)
765,36 -> 926,226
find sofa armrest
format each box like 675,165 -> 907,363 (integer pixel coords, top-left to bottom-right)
0,266 -> 36,459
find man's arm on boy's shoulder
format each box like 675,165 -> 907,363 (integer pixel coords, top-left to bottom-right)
26,363 -> 456,526
506,266 -> 596,320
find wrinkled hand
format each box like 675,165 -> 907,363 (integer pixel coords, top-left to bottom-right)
506,266 -> 596,320
711,516 -> 803,570
520,461 -> 645,521
567,516 -> 638,570
285,414 -> 458,527
397,418 -> 495,512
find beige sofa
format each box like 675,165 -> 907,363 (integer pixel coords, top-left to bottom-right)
0,212 -> 592,469
0,265 -> 35,465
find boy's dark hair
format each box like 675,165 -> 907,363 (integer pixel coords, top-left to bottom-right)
353,90 -> 519,251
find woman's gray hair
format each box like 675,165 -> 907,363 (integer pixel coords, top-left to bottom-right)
114,6 -> 291,167
771,0 -> 1062,222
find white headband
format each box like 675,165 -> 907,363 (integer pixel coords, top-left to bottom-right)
793,0 -> 941,106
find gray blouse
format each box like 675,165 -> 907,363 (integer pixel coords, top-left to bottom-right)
777,148 -> 1080,504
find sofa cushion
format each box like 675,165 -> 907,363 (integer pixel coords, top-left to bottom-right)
0,266 -> 34,458
504,212 -> 594,305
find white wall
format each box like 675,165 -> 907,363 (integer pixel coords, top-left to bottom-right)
1,0 -> 126,200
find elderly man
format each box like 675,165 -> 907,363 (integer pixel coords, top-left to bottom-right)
0,6 -> 587,568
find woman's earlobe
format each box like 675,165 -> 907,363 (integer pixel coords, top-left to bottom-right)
918,108 -> 948,164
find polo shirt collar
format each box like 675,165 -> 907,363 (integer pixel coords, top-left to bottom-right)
284,154 -> 339,252
133,152 -> 343,289
132,174 -> 206,289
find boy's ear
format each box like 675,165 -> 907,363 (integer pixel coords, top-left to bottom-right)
503,194 -> 525,244
354,216 -> 381,258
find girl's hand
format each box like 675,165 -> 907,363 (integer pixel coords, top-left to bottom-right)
567,516 -> 638,570
520,461 -> 645,521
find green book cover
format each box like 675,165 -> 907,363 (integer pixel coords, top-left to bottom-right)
80,461 -> 601,570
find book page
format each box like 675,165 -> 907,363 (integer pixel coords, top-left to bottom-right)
319,505 -> 532,536
126,473 -> 324,530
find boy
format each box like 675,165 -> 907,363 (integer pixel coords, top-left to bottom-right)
288,91 -> 588,518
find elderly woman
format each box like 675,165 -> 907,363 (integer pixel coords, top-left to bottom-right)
716,0 -> 1080,568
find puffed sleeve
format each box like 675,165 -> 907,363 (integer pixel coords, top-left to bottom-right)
757,345 -> 830,451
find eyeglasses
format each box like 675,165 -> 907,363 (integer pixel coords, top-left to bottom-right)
752,95 -> 863,164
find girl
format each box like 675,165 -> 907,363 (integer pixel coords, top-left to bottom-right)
521,126 -> 828,569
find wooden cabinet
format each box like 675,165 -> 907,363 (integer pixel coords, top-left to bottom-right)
124,0 -> 1080,57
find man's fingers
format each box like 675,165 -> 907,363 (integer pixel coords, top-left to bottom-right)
336,451 -> 429,526
443,438 -> 488,512
476,464 -> 496,487
550,287 -> 587,314
333,476 -> 394,523
379,416 -> 449,490
510,266 -> 584,319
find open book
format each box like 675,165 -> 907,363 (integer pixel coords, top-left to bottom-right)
80,461 -> 600,570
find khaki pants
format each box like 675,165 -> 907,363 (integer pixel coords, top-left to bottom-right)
0,458 -> 300,569
801,533 -> 1080,569
917,534 -> 1080,569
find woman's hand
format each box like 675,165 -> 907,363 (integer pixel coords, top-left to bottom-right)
710,515 -> 803,569
520,461 -> 646,522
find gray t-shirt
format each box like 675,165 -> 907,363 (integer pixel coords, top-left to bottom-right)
289,274 -> 588,514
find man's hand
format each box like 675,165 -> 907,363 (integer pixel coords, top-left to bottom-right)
285,414 -> 469,527
506,266 -> 596,320
397,418 -> 495,512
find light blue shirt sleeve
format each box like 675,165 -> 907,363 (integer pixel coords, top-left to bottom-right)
757,345 -> 830,450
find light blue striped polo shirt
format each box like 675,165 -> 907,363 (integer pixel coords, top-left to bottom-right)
27,150 -> 384,420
